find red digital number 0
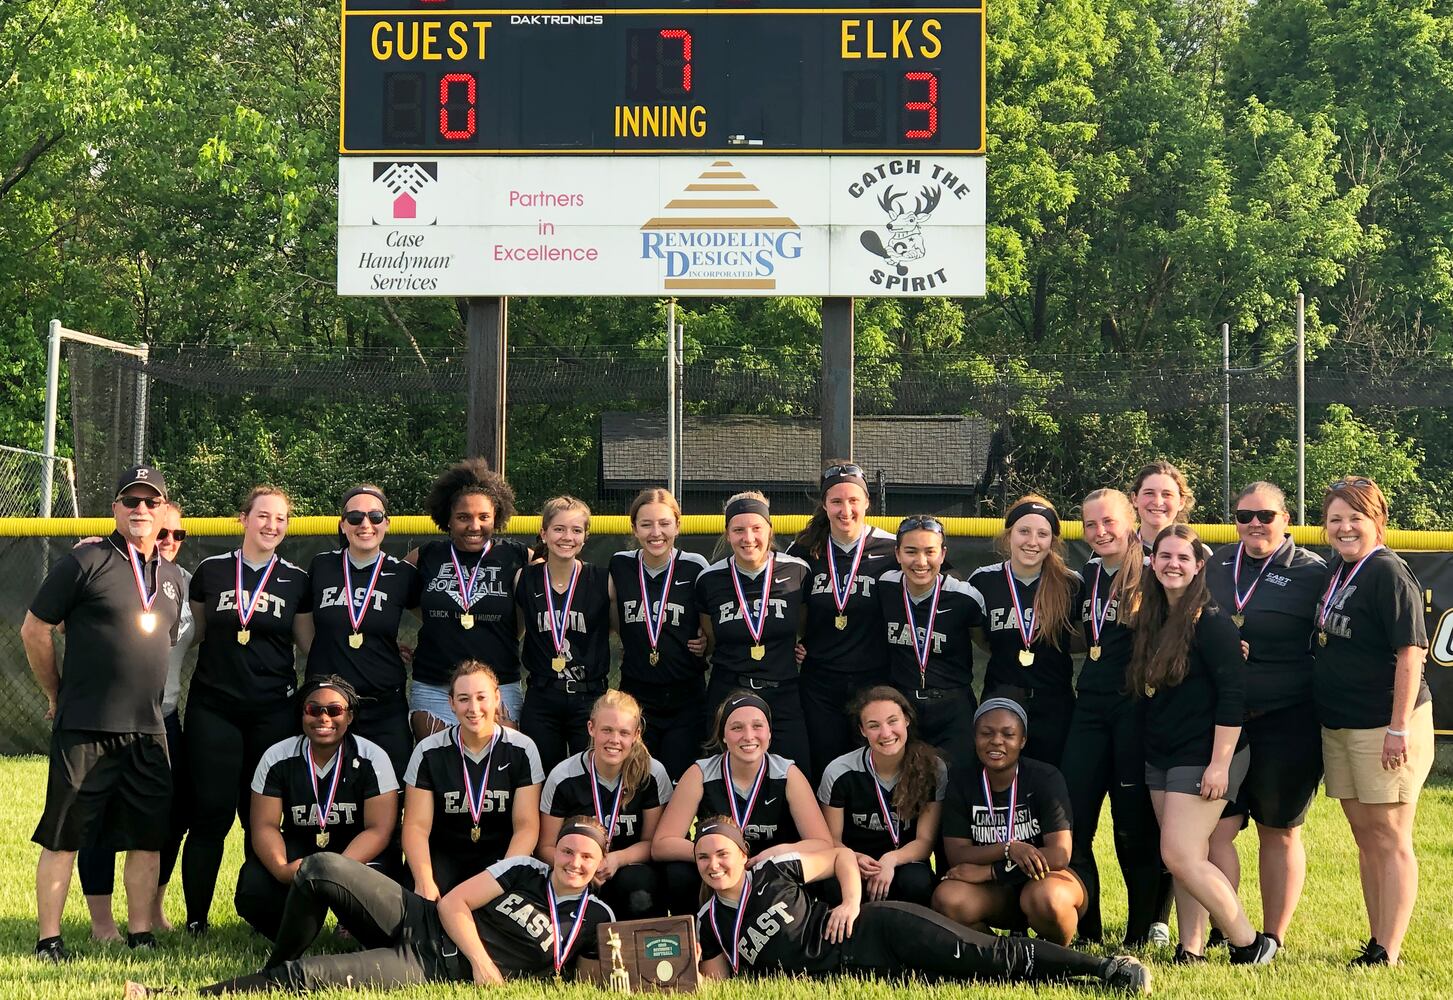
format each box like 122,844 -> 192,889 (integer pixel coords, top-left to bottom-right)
439,73 -> 476,141
903,71 -> 938,140
659,29 -> 692,93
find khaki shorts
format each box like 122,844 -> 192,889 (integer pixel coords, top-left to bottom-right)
1322,701 -> 1435,805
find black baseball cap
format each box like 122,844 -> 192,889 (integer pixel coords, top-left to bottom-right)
114,464 -> 167,499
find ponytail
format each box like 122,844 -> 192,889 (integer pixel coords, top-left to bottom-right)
590,690 -> 651,802
849,686 -> 939,821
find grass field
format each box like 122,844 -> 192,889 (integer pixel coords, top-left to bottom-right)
2,757 -> 1451,999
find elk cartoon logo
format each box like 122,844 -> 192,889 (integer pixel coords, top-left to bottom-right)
860,184 -> 942,275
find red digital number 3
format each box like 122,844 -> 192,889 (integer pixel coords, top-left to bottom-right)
902,71 -> 938,140
439,72 -> 476,141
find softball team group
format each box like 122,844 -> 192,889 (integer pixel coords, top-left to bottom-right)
24,458 -> 1435,996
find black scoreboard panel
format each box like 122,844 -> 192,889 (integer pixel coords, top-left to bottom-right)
340,2 -> 984,154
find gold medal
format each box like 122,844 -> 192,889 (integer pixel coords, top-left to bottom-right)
139,612 -> 158,634
649,649 -> 660,666
237,628 -> 251,646
316,830 -> 329,848
1018,649 -> 1034,667
750,644 -> 766,661
459,613 -> 475,630
1232,613 -> 1245,628
834,614 -> 848,631
470,824 -> 481,843
1318,630 -> 1328,647
348,631 -> 363,649
552,656 -> 567,672
1088,645 -> 1101,661
1144,685 -> 1156,698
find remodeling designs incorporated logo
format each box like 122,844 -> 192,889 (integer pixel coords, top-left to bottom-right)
850,159 -> 974,292
640,161 -> 802,290
371,162 -> 438,225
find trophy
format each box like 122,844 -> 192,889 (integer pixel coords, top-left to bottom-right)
594,916 -> 698,992
608,928 -> 632,992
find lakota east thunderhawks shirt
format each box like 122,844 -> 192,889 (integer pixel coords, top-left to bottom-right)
29,531 -> 186,734
189,551 -> 310,705
968,562 -> 1083,697
404,725 -> 545,862
515,562 -> 612,685
787,527 -> 898,675
695,753 -> 800,854
473,857 -> 616,979
696,554 -> 810,683
541,751 -> 674,850
1075,557 -> 1142,697
817,748 -> 949,857
697,855 -> 839,976
1315,547 -> 1432,730
251,732 -> 398,861
305,550 -> 421,697
941,757 -> 1072,849
1205,536 -> 1328,712
609,549 -> 711,690
413,538 -> 530,686
878,571 -> 984,691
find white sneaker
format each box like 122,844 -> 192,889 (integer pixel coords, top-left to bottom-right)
1148,922 -> 1172,946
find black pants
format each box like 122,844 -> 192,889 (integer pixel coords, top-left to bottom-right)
77,710 -> 184,896
839,901 -> 1108,982
624,680 -> 709,781
895,687 -> 976,770
1059,690 -> 1172,944
983,684 -> 1075,766
815,861 -> 937,907
520,681 -> 600,772
352,696 -> 414,783
180,695 -> 297,925
236,854 -> 394,941
800,670 -> 884,783
662,860 -> 704,918
705,673 -> 810,775
428,849 -> 490,896
597,862 -> 668,920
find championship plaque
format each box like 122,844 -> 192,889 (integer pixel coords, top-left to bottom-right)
595,916 -> 698,992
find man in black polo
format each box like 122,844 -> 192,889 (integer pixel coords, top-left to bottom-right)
21,464 -> 186,960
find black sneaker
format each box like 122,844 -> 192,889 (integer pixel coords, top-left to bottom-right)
1207,928 -> 1227,949
1173,947 -> 1207,964
184,920 -> 209,937
1351,941 -> 1390,966
35,937 -> 69,962
1100,956 -> 1151,994
1229,931 -> 1279,965
127,931 -> 158,951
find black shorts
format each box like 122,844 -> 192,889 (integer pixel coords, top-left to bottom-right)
1224,703 -> 1323,828
32,729 -> 172,852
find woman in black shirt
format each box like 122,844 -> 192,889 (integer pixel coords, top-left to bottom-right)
1131,525 -> 1275,965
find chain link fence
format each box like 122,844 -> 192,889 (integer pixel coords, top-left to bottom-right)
0,446 -> 78,518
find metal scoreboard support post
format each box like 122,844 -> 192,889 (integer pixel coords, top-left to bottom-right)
336,1 -> 987,476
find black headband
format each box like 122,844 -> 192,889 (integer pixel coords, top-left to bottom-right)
694,822 -> 750,854
724,497 -> 771,524
821,470 -> 869,500
719,693 -> 772,738
558,823 -> 609,851
342,486 -> 388,513
1005,501 -> 1059,536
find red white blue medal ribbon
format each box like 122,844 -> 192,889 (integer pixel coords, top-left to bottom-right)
588,751 -> 625,848
308,743 -> 344,842
901,575 -> 942,686
724,753 -> 768,832
236,551 -> 278,637
547,881 -> 592,974
1318,546 -> 1382,632
710,870 -> 753,972
826,533 -> 867,617
1088,563 -> 1113,648
981,766 -> 1019,845
1232,542 -> 1276,620
730,554 -> 774,647
450,541 -> 491,612
459,728 -> 496,834
865,748 -> 901,847
126,542 -> 159,630
1003,564 -> 1038,652
637,549 -> 677,661
342,552 -> 386,634
545,562 -> 582,659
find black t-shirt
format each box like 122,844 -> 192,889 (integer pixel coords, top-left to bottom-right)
941,756 -> 1072,848
696,855 -> 839,976
1204,536 -> 1328,712
609,548 -> 711,693
787,527 -> 898,676
696,554 -> 810,683
473,856 -> 616,979
817,747 -> 948,857
514,561 -> 612,685
189,550 -> 310,707
30,531 -> 186,734
305,549 -> 422,698
540,750 -> 675,850
251,732 -> 398,862
1314,547 -> 1432,729
1075,557 -> 1141,697
694,753 -> 801,854
413,538 -> 530,686
1140,607 -> 1247,768
968,561 -> 1082,698
878,571 -> 983,691
403,725 -> 545,864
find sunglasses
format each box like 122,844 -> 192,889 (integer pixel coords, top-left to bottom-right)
157,528 -> 188,542
896,516 -> 945,537
117,496 -> 164,510
343,509 -> 387,526
1234,510 -> 1280,525
1330,478 -> 1374,490
823,464 -> 865,479
303,703 -> 348,718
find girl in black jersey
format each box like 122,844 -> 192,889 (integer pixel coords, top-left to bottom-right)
1058,488 -> 1170,946
697,492 -> 813,770
299,485 -> 422,780
1131,525 -> 1276,965
406,459 -> 527,736
1131,460 -> 1196,551
182,485 -> 312,934
933,699 -> 1085,945
539,690 -> 675,919
130,818 -> 616,996
690,818 -> 1148,992
610,488 -> 711,779
1205,481 -> 1327,950
878,515 -> 984,766
236,677 -> 399,940
788,462 -> 898,781
516,496 -> 613,771
817,686 -> 945,906
1316,477 -> 1433,966
402,661 -> 544,898
969,496 -> 1081,765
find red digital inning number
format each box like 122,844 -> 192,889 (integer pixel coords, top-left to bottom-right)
903,71 -> 938,140
439,73 -> 476,141
659,29 -> 692,93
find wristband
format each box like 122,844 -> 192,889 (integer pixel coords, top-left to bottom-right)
1387,728 -> 1408,737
